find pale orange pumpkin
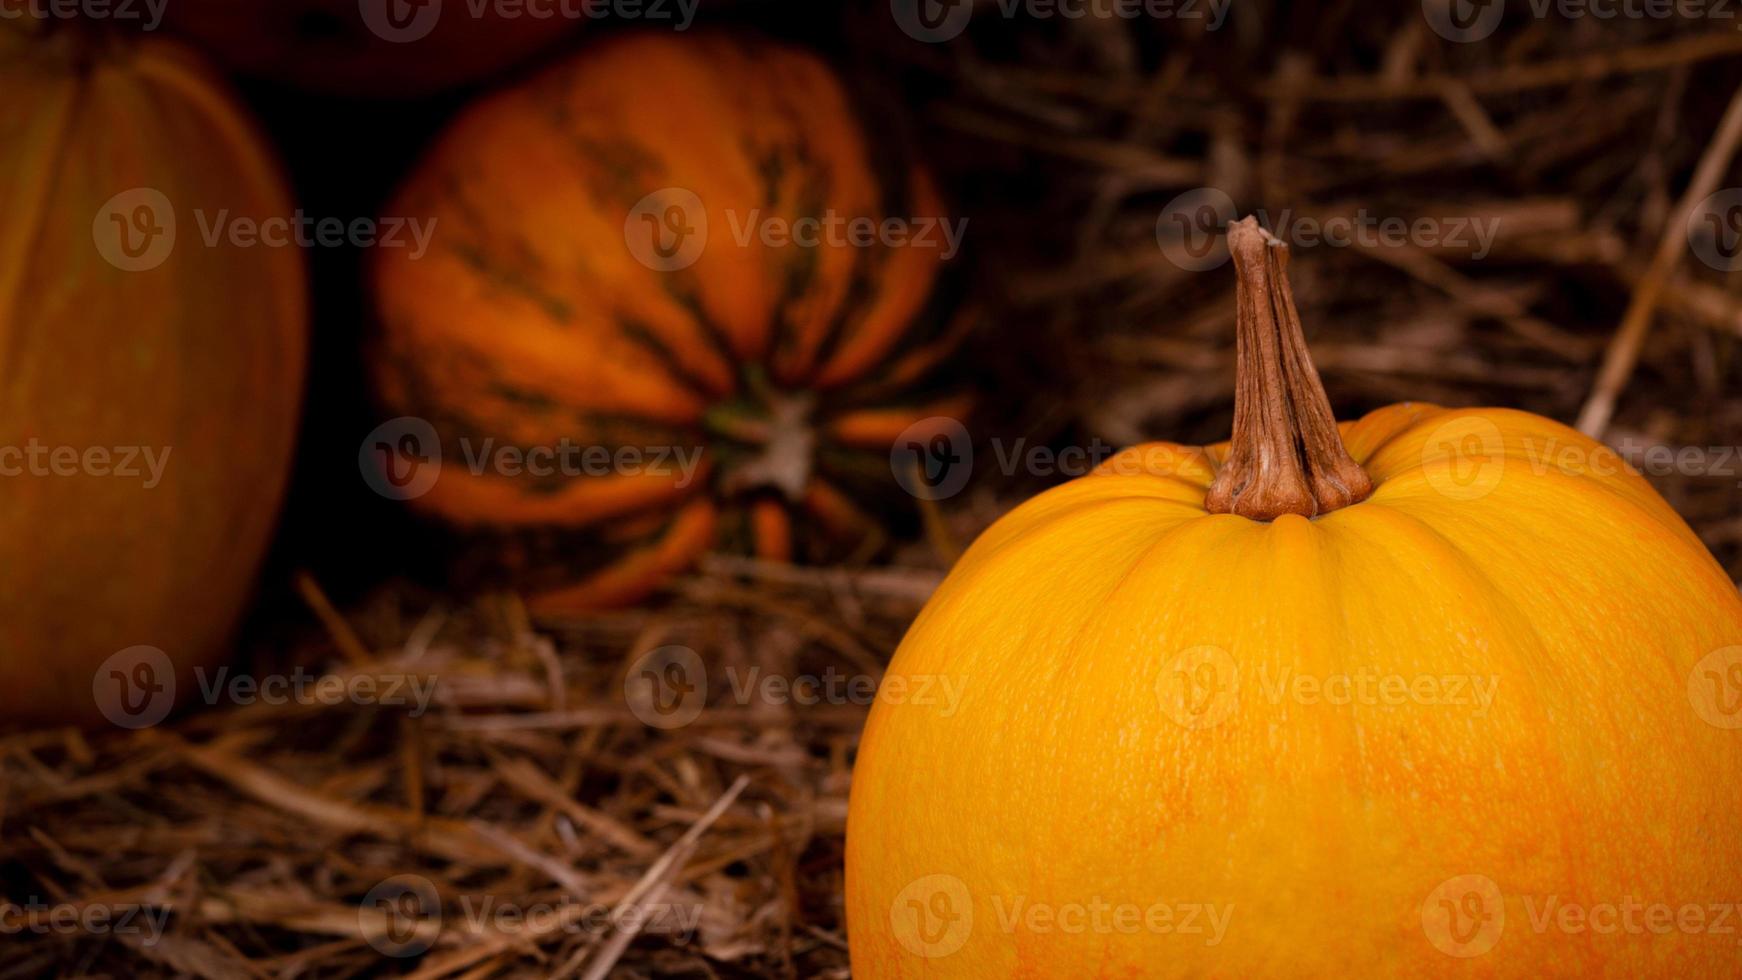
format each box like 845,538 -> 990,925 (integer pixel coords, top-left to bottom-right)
370,32 -> 967,611
846,219 -> 1742,976
0,22 -> 306,725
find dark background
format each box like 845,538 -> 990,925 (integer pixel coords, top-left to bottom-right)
241,2 -> 1742,619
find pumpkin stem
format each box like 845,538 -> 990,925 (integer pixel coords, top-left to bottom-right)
718,390 -> 816,503
1204,217 -> 1373,521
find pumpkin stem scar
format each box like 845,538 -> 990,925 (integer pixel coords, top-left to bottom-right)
1205,216 -> 1374,521
715,389 -> 817,504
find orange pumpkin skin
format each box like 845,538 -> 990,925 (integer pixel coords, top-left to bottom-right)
166,0 -> 580,98
370,33 -> 966,611
846,404 -> 1742,977
0,27 -> 306,725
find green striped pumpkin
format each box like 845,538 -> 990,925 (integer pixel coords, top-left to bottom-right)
371,32 -> 968,610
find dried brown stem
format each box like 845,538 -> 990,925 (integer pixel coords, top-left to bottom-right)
1205,217 -> 1373,521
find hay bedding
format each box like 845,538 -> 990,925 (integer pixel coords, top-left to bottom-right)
9,5 -> 1742,977
2,557 -> 945,978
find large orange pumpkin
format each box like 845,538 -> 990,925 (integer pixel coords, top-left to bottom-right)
0,22 -> 306,725
166,0 -> 582,98
370,32 -> 967,611
846,219 -> 1742,976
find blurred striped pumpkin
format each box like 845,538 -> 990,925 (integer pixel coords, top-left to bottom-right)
370,32 -> 968,611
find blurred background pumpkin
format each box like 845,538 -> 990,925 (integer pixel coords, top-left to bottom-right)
163,0 -> 584,98
368,31 -> 970,610
0,20 -> 306,724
